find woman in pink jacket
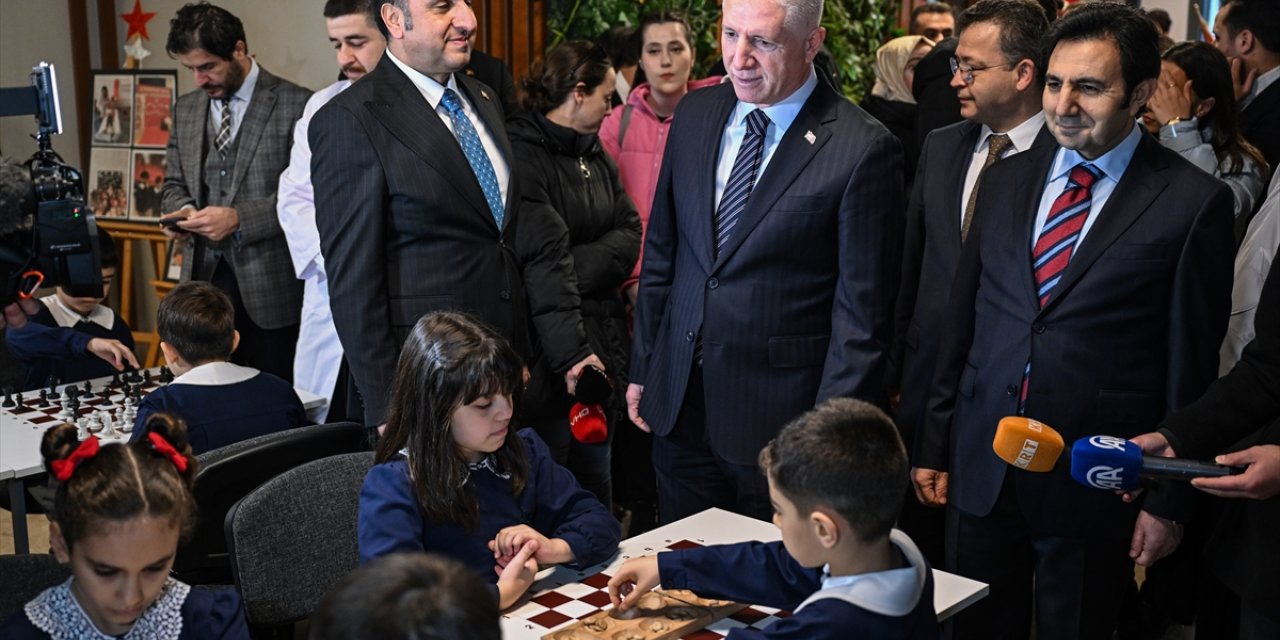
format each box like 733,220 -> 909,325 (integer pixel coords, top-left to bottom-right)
600,11 -> 722,306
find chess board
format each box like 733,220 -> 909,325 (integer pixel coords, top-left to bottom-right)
2,368 -> 170,442
504,539 -> 791,639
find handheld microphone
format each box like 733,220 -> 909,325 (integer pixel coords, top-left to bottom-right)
1068,435 -> 1245,491
569,365 -> 611,444
991,416 -> 1065,472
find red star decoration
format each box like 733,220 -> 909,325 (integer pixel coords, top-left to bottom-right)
121,0 -> 157,41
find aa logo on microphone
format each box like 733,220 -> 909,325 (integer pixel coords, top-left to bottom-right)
1089,435 -> 1128,450
1085,465 -> 1126,490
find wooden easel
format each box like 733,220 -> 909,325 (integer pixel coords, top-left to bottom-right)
96,220 -> 169,365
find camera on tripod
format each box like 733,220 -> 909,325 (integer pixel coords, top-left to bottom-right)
1,61 -> 105,307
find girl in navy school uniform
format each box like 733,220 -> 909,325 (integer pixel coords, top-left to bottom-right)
358,311 -> 621,609
1,414 -> 248,639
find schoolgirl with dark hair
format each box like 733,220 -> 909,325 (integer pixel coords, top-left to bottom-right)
358,311 -> 620,610
0,414 -> 248,639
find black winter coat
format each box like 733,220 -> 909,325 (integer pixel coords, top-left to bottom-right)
509,111 -> 642,420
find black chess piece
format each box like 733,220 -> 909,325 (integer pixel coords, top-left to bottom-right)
111,371 -> 121,387
38,389 -> 48,407
82,380 -> 93,397
142,369 -> 152,385
48,377 -> 61,401
159,366 -> 174,384
2,388 -> 14,409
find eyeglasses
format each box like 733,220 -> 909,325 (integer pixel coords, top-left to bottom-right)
568,42 -> 610,85
949,56 -> 1015,85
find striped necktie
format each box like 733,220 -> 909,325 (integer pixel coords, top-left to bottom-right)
215,98 -> 232,159
715,109 -> 771,255
1019,162 -> 1102,414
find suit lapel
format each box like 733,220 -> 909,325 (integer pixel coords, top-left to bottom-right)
1013,144 -> 1059,310
181,96 -> 209,208
364,63 -> 497,229
1241,81 -> 1280,130
227,68 -> 278,201
694,90 -> 738,274
1039,135 -> 1168,314
712,85 -> 834,271
945,122 -> 983,249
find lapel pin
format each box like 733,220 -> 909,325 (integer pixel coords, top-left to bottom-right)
804,130 -> 816,145
480,89 -> 491,101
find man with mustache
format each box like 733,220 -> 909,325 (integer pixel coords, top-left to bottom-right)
160,2 -> 311,383
913,3 -> 1234,638
277,0 -> 387,422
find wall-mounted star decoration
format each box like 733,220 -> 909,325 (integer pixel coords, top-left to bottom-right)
122,0 -> 157,41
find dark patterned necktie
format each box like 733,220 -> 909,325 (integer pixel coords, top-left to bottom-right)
961,133 -> 1013,242
715,109 -> 771,255
215,98 -> 232,159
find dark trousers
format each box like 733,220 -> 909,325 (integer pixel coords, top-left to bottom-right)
652,365 -> 771,524
210,259 -> 298,384
948,475 -> 1133,640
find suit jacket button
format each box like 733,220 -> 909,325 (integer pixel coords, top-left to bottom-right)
707,277 -> 719,289
686,331 -> 695,341
1033,322 -> 1046,334
1006,384 -> 1018,396
499,290 -> 511,301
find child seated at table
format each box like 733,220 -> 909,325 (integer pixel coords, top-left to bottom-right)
358,311 -> 621,609
130,281 -> 305,453
608,397 -> 940,639
0,415 -> 248,638
309,552 -> 500,640
5,227 -> 138,390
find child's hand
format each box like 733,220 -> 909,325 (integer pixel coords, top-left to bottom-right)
86,338 -> 140,371
490,524 -> 574,565
606,556 -> 661,611
495,539 -> 540,609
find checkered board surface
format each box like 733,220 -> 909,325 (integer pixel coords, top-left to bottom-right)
503,539 -> 792,638
4,374 -> 162,435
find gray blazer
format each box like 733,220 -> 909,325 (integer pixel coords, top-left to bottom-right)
162,66 -> 310,330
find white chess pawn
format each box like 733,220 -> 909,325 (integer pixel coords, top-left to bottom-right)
87,413 -> 103,434
76,417 -> 89,440
117,408 -> 132,434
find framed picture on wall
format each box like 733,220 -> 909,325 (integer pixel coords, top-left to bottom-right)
129,150 -> 167,221
87,147 -> 131,219
89,74 -> 134,147
133,73 -> 177,148
165,239 -> 187,282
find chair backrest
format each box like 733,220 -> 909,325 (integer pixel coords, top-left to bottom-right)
0,553 -> 72,620
224,451 -> 374,627
174,421 -> 367,585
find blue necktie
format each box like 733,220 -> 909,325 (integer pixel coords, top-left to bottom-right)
440,88 -> 505,228
716,109 -> 771,255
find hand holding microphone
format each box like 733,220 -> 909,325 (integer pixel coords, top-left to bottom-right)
990,417 -> 1244,492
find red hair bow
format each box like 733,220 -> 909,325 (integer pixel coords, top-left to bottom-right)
50,437 -> 101,481
147,432 -> 189,473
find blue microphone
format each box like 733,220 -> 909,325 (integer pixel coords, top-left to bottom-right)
1068,435 -> 1243,491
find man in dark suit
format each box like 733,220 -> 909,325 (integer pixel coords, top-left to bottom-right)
160,2 -> 311,383
913,4 -> 1235,638
1213,0 -> 1280,169
1132,251 -> 1280,639
891,0 -> 1051,567
309,0 -> 591,426
628,0 -> 904,523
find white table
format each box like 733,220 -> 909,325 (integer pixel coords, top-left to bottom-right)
500,508 -> 988,638
1,368 -> 326,553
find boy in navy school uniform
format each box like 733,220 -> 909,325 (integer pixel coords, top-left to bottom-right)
131,281 -> 306,453
5,227 -> 139,391
608,397 -> 941,639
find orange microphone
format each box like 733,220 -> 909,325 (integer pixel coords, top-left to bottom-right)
991,416 -> 1065,472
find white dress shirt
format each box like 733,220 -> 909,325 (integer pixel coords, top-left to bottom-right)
714,68 -> 819,211
959,112 -> 1046,229
1032,122 -> 1143,250
209,59 -> 260,142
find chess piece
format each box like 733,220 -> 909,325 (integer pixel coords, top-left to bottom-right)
99,410 -> 115,437
116,408 -> 132,434
87,413 -> 103,434
37,389 -> 48,408
111,371 -> 121,387
2,388 -> 14,408
76,417 -> 89,440
82,380 -> 93,397
142,369 -> 152,384
159,366 -> 174,384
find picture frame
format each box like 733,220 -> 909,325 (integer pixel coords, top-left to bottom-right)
87,147 -> 131,219
133,73 -> 177,148
89,74 -> 135,147
86,70 -> 178,225
129,150 -> 167,221
164,238 -> 186,283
